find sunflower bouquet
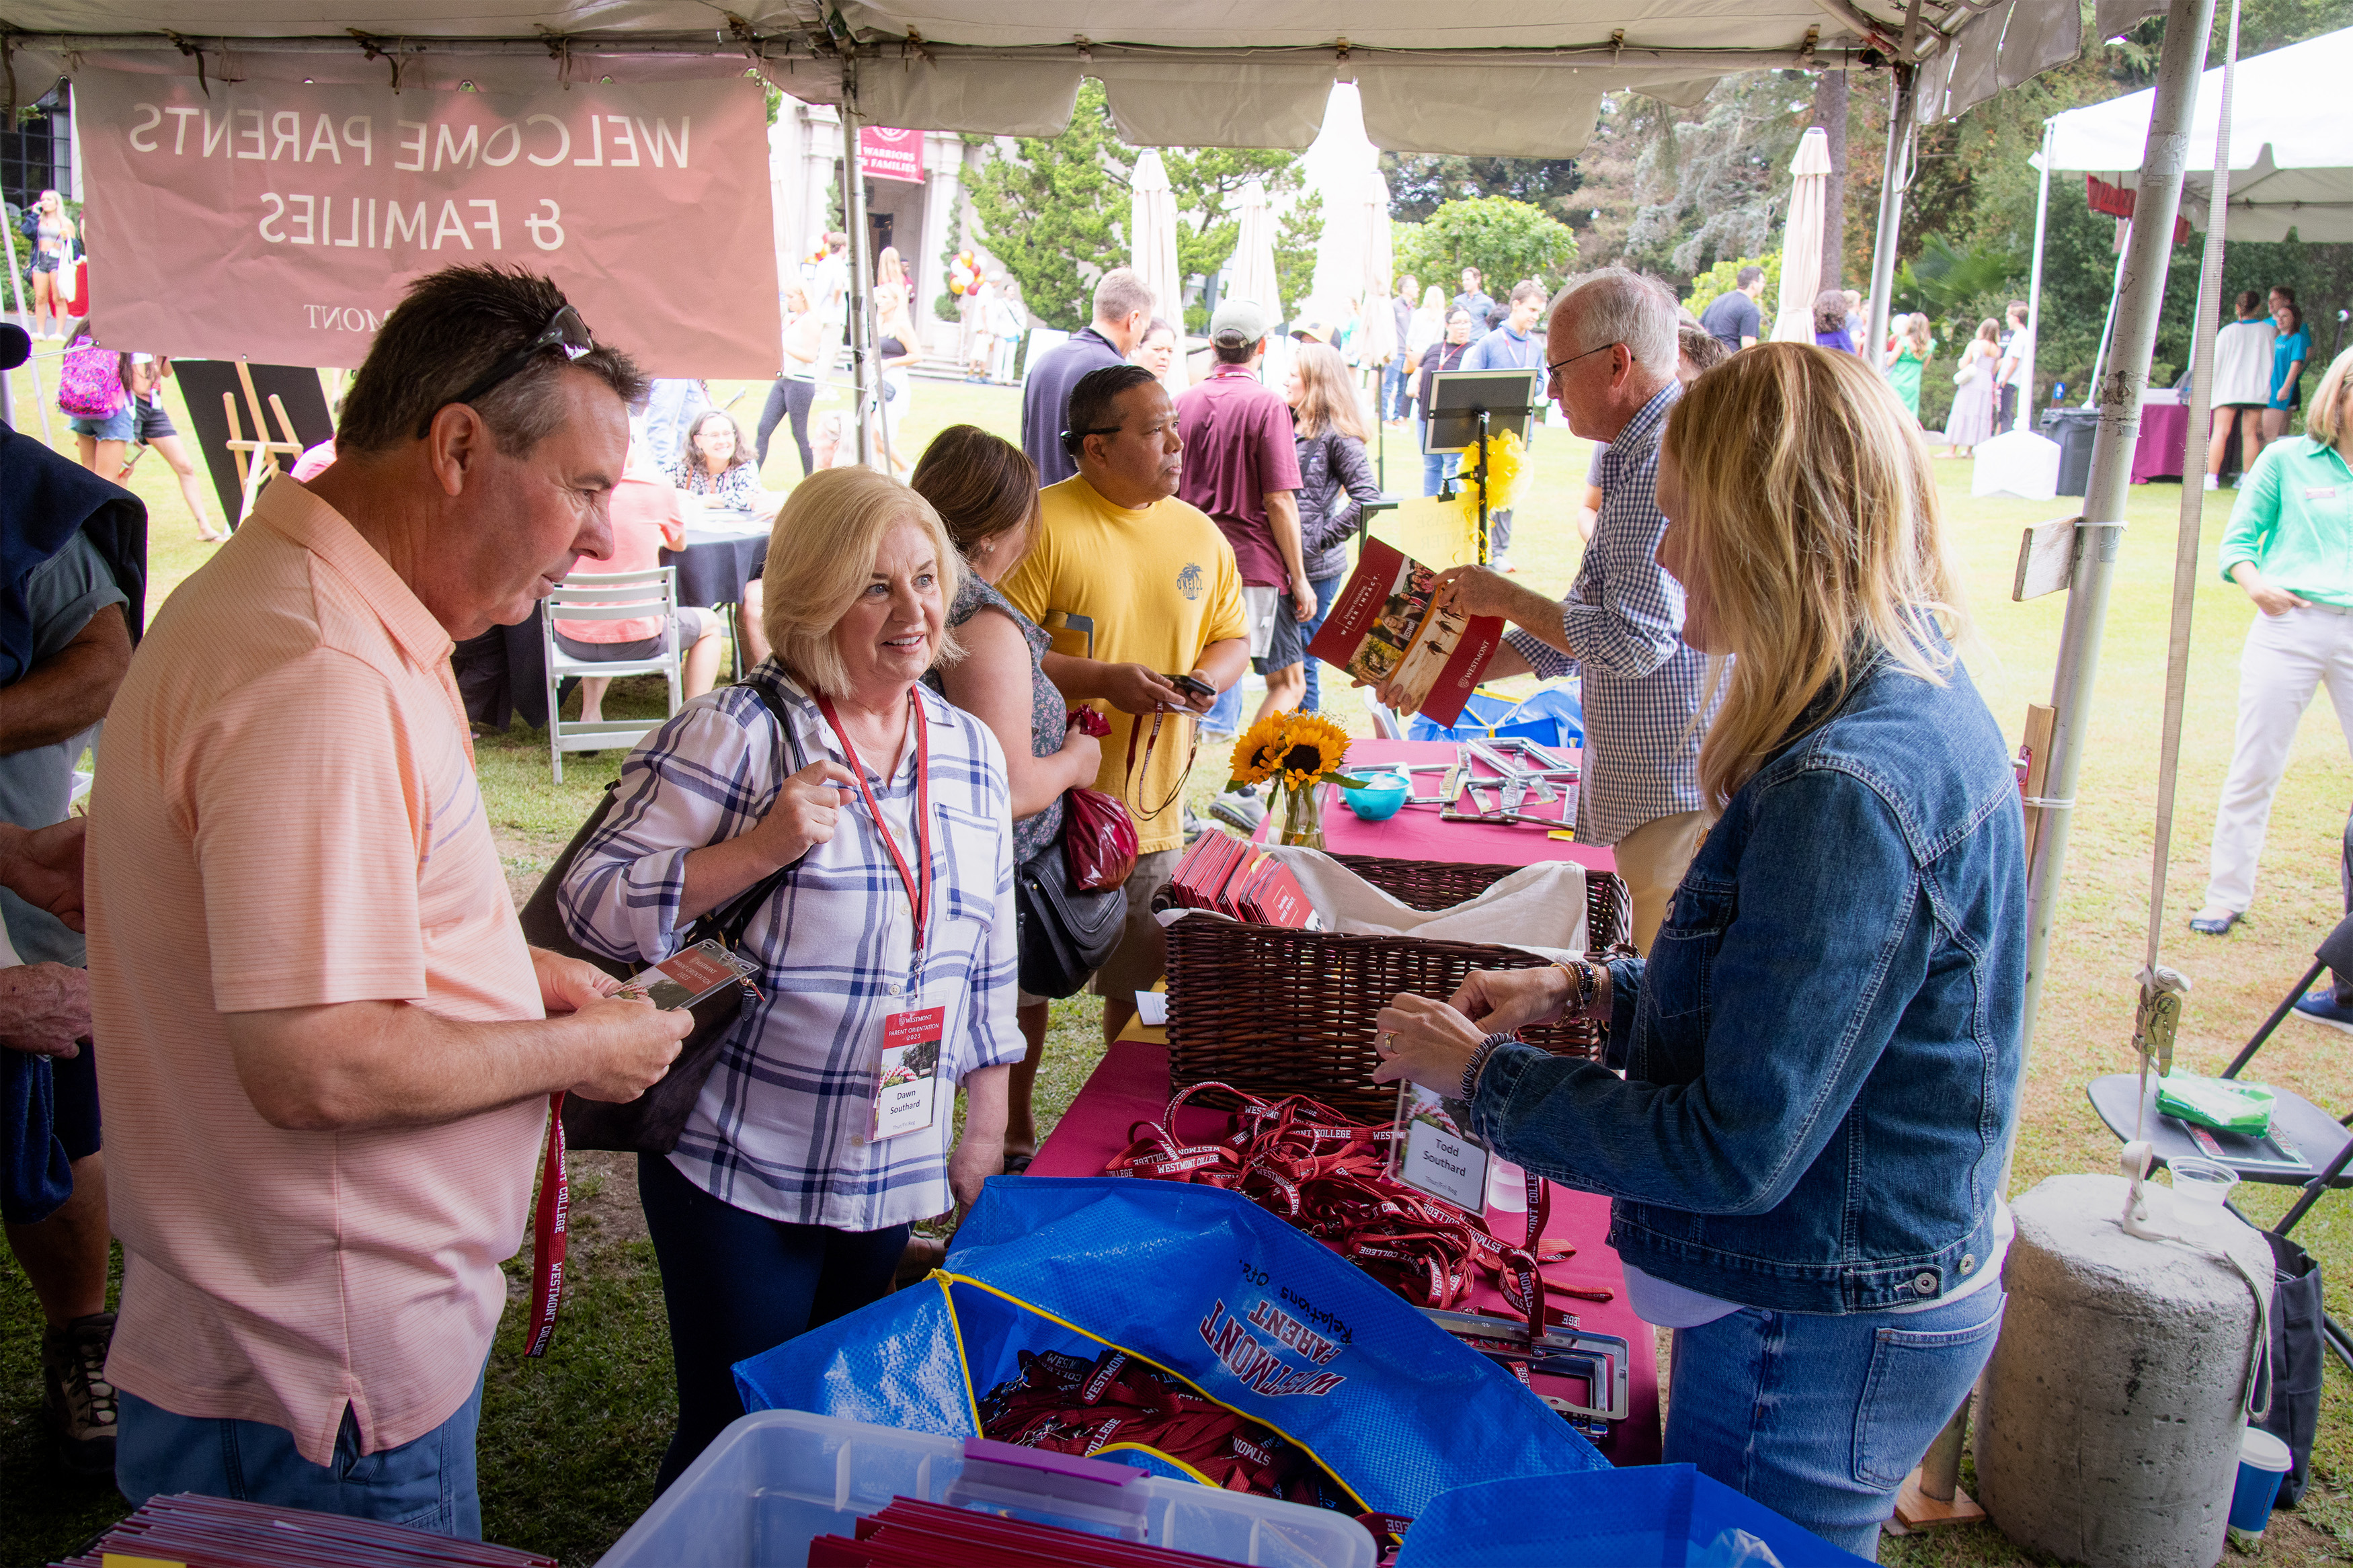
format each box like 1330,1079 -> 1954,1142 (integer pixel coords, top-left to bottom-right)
1228,710 -> 1365,848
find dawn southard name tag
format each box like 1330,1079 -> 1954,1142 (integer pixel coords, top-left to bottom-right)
871,1005 -> 946,1139
1389,1081 -> 1491,1211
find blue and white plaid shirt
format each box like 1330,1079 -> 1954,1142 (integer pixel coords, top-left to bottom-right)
1505,381 -> 1716,845
559,663 -> 1020,1231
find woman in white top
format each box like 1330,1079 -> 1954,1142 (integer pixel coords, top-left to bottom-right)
872,247 -> 919,477
1943,319 -> 2001,458
2208,289 -> 2281,489
757,282 -> 826,478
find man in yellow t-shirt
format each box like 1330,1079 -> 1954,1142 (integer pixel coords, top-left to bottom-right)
1002,363 -> 1248,1044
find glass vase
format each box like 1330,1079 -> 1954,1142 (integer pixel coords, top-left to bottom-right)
1277,780 -> 1325,850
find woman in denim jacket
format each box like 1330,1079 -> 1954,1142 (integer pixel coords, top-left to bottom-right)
1375,344 -> 2026,1559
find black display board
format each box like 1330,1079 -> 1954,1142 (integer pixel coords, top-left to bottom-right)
168,362 -> 334,528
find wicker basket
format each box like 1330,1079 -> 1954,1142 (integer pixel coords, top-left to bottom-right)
1161,852 -> 1632,1120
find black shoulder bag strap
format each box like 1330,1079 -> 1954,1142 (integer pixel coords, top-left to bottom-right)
517,677 -> 806,975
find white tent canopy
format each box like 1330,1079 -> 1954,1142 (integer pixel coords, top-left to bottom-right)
5,0 -> 2148,151
2042,24 -> 2353,240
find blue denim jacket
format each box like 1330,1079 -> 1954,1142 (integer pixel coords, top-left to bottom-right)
1472,648 -> 2026,1313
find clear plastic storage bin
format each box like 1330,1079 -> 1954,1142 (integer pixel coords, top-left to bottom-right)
597,1409 -> 1375,1568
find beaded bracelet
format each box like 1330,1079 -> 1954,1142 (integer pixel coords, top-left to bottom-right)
1550,958 -> 1599,1018
1459,1035 -> 1509,1102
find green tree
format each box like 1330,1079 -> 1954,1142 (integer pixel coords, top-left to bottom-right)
1382,154 -> 1584,225
1273,190 -> 1324,323
1161,147 -> 1312,317
1394,196 -> 1580,298
1684,252 -> 1781,319
963,83 -> 1321,333
963,81 -> 1132,331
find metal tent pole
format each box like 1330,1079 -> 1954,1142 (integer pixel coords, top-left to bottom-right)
2011,0 -> 2217,1161
2019,123 -> 2053,428
2083,226 -> 2135,407
839,88 -> 877,470
3,227 -> 56,446
1863,64 -> 1917,378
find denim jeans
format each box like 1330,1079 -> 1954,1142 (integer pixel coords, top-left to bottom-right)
1663,1286 -> 2007,1559
116,1364 -> 488,1538
1381,360 -> 1408,421
638,1152 -> 908,1493
1301,573 -> 1342,712
1419,417 -> 1460,497
1203,678 -> 1244,737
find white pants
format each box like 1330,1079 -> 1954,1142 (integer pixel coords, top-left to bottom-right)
2204,604 -> 2353,913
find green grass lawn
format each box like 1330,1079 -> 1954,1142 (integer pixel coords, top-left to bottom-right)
7,370 -> 2353,1563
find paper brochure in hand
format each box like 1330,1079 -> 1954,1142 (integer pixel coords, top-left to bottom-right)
1306,538 -> 1503,727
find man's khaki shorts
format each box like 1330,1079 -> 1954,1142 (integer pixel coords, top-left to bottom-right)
1087,848 -> 1185,1002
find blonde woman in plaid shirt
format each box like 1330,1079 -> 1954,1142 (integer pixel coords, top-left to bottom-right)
560,467 -> 1019,1489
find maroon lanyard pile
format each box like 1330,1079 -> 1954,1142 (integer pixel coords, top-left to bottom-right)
1103,1081 -> 1612,1348
979,1347 -> 1332,1504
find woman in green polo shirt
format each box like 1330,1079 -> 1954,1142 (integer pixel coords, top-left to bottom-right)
2192,345 -> 2353,946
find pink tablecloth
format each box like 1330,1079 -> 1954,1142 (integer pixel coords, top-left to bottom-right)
1031,1041 -> 1663,1467
1266,738 -> 1617,874
2131,401 -> 2192,483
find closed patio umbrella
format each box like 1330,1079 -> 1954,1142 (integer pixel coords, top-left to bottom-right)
1771,127 -> 1835,343
1226,177 -> 1281,323
1129,148 -> 1186,397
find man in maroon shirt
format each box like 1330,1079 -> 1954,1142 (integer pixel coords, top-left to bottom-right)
1175,299 -> 1307,723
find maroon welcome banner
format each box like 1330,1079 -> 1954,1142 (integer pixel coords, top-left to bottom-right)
76,67 -> 780,377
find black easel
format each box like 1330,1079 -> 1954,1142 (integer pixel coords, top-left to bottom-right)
1425,369 -> 1540,565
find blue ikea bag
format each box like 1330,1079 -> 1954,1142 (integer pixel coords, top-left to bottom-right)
733,1177 -> 1605,1519
1394,1465 -> 1873,1567
1404,682 -> 1584,749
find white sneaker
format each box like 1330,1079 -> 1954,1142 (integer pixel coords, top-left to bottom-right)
1490,554 -> 1516,573
2204,474 -> 2220,491
1209,788 -> 1266,834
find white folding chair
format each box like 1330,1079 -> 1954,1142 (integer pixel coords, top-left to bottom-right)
1363,696 -> 1406,741
541,568 -> 684,782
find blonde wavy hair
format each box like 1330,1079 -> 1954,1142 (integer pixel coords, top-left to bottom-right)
1665,343 -> 1972,808
760,466 -> 963,696
2304,344 -> 2353,445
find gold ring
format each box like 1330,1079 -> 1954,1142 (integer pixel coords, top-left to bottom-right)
1379,1030 -> 1396,1053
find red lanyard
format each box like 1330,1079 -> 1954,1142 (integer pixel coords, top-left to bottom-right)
817,692 -> 932,954
524,1094 -> 567,1358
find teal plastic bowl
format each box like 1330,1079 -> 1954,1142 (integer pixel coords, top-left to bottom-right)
1343,772 -> 1410,821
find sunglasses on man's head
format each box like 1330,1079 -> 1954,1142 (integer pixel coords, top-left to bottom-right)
415,302 -> 595,438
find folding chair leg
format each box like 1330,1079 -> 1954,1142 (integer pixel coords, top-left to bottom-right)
2224,958 -> 2329,1079
2324,1313 -> 2353,1375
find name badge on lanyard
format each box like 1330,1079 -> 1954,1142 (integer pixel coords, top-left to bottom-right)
819,692 -> 945,1141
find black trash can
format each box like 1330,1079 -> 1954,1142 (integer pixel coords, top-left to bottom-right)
2040,407 -> 2100,497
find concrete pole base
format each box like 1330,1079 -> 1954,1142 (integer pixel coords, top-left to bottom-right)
1977,1173 -> 2272,1568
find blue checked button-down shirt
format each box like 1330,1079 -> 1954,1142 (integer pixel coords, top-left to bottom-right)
558,663 -> 1020,1231
1505,380 -> 1716,846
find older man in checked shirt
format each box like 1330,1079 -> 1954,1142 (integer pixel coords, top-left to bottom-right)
1431,269 -> 1713,952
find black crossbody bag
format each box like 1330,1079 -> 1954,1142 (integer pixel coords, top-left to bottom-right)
517,680 -> 806,1153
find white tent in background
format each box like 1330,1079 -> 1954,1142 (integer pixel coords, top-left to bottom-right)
2042,24 -> 2353,241
1305,83 -> 1380,332
1226,178 -> 1281,322
1128,149 -> 1186,398
1772,128 -> 1835,342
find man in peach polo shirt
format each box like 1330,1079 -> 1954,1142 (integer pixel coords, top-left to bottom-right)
85,265 -> 690,1535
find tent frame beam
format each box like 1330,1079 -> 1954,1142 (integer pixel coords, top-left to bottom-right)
4,32 -> 1885,73
2013,0 -> 2216,1157
1863,63 -> 1917,378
